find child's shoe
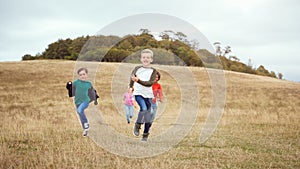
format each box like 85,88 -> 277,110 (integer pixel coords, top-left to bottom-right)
84,123 -> 89,129
83,129 -> 88,137
133,123 -> 141,136
141,133 -> 149,142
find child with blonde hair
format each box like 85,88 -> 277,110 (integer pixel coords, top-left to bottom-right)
129,49 -> 157,142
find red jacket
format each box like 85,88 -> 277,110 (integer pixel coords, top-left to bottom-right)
152,83 -> 163,103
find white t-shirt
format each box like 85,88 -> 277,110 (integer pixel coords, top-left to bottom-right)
133,67 -> 154,98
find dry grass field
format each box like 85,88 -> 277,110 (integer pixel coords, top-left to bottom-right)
1,60 -> 299,168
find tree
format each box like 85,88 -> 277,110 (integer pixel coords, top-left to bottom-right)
189,39 -> 200,50
20,31 -> 279,80
256,65 -> 270,76
163,30 -> 176,41
118,39 -> 133,50
42,38 -> 72,59
270,71 -> 277,78
213,42 -> 232,57
175,32 -> 187,41
213,42 -> 222,56
139,28 -> 150,35
278,73 -> 283,79
223,45 -> 232,57
22,54 -> 35,60
229,56 -> 240,62
159,32 -> 170,40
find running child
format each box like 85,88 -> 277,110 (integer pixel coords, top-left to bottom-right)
151,71 -> 163,124
129,49 -> 157,142
123,87 -> 135,124
66,67 -> 98,137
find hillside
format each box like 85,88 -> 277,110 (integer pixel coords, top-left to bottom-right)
22,33 -> 280,79
0,60 -> 299,168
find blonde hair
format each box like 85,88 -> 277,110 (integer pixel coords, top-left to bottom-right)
141,49 -> 153,58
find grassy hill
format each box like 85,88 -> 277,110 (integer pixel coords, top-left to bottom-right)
1,60 -> 299,168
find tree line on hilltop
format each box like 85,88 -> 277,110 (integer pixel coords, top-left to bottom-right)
22,29 -> 282,79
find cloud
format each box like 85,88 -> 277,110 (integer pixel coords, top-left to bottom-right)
0,0 -> 299,81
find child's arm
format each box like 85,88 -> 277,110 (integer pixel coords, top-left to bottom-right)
135,69 -> 157,87
129,66 -> 142,88
122,94 -> 126,104
66,81 -> 76,97
66,81 -> 73,97
88,86 -> 99,105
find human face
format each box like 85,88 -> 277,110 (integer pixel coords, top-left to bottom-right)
78,70 -> 88,81
140,52 -> 153,67
154,74 -> 159,83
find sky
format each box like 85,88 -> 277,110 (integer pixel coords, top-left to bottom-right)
0,0 -> 299,82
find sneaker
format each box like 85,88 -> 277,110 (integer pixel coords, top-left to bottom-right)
84,123 -> 89,129
83,129 -> 88,137
133,123 -> 141,137
141,133 -> 149,142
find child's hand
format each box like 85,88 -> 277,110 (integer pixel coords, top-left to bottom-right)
131,76 -> 139,82
152,98 -> 156,103
129,88 -> 133,92
133,101 -> 138,108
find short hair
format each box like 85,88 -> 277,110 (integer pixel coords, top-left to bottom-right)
77,67 -> 88,74
141,49 -> 153,58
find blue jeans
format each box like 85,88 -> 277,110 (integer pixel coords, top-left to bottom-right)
135,95 -> 152,133
76,102 -> 89,129
125,105 -> 134,123
151,101 -> 158,122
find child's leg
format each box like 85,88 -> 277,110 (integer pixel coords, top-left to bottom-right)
129,105 -> 134,118
149,102 -> 157,128
151,101 -> 158,122
135,95 -> 148,124
143,98 -> 152,134
76,102 -> 89,129
125,105 -> 130,123
133,95 -> 149,137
